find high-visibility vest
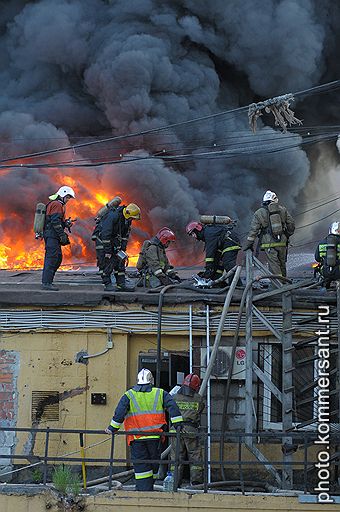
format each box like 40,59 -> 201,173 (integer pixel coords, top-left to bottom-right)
123,388 -> 166,445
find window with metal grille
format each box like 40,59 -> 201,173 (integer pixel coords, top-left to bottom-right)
31,391 -> 59,422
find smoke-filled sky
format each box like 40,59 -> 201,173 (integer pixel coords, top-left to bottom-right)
1,0 -> 340,266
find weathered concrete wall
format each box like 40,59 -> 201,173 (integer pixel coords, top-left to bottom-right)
0,350 -> 19,468
0,490 -> 337,512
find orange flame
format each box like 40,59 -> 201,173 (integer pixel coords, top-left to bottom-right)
0,163 -> 146,270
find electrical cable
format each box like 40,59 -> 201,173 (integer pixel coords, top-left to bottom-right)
1,78 -> 340,164
295,207 -> 340,230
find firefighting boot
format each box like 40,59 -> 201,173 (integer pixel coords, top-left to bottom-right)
115,273 -> 135,292
41,283 -> 59,291
104,283 -> 115,291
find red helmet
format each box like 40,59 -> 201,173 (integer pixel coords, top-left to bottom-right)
183,373 -> 201,392
156,227 -> 176,246
186,221 -> 203,236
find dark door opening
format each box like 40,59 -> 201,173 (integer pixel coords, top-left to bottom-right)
138,352 -> 189,392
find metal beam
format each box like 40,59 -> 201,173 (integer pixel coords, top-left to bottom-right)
252,362 -> 283,402
253,305 -> 282,340
245,252 -> 254,444
281,292 -> 293,489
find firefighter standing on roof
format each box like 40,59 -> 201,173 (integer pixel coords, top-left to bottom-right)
170,374 -> 205,487
136,227 -> 181,287
105,369 -> 183,491
315,221 -> 340,289
242,190 -> 295,277
186,221 -> 241,283
41,186 -> 75,291
93,202 -> 141,291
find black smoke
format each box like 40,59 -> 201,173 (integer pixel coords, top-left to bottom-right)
0,0 -> 339,265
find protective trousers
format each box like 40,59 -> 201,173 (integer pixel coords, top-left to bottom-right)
130,439 -> 160,491
322,266 -> 340,288
42,237 -> 62,285
214,249 -> 241,285
96,249 -> 126,286
264,247 -> 287,276
170,424 -> 202,485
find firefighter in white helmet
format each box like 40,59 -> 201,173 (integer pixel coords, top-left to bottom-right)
315,221 -> 340,289
41,185 -> 76,291
242,190 -> 295,276
105,368 -> 183,491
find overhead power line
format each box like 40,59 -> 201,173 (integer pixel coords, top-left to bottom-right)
1,78 -> 340,165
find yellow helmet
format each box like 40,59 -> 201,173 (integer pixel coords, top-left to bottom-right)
123,203 -> 141,220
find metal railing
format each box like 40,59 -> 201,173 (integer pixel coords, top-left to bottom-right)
0,427 -> 339,493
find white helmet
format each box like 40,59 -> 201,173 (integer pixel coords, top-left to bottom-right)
329,221 -> 340,235
49,185 -> 75,201
137,368 -> 154,385
263,190 -> 278,203
56,186 -> 75,198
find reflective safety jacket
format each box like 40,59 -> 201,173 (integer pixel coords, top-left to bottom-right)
173,385 -> 205,428
246,204 -> 295,249
44,200 -> 66,240
109,384 -> 183,445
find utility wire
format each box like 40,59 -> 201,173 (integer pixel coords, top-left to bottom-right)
0,131 -> 336,170
1,78 -> 340,164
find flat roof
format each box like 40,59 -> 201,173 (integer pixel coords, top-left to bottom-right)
0,262 -> 335,308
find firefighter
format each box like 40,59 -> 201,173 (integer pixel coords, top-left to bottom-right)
315,221 -> 340,289
105,368 -> 183,491
186,221 -> 241,283
136,227 -> 181,287
41,185 -> 75,291
242,190 -> 295,277
170,374 -> 205,486
95,203 -> 141,291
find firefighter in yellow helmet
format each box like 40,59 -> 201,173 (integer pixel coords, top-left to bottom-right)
95,202 -> 141,291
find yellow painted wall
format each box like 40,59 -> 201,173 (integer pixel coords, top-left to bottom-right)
0,329 -> 189,465
1,331 -> 129,462
0,490 -> 337,512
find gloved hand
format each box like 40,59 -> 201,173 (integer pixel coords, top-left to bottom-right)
242,240 -> 254,252
175,424 -> 184,433
105,426 -> 118,435
59,233 -> 70,246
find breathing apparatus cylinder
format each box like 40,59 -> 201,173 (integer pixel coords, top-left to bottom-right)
96,196 -> 122,220
267,203 -> 283,239
33,202 -> 47,239
200,215 -> 232,225
326,234 -> 337,268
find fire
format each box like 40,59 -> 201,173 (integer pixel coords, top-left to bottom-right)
0,162 -> 147,270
